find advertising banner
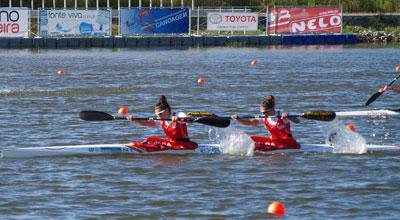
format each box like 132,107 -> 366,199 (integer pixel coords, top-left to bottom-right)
39,9 -> 111,36
120,8 -> 190,34
0,8 -> 29,37
267,7 -> 342,34
207,12 -> 258,31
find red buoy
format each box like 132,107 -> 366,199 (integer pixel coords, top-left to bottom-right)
57,69 -> 65,75
346,123 -> 356,132
118,106 -> 128,115
197,77 -> 206,85
267,201 -> 286,215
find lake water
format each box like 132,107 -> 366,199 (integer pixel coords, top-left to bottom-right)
1,45 -> 400,219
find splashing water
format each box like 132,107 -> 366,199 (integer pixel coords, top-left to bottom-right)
324,120 -> 367,154
206,126 -> 254,156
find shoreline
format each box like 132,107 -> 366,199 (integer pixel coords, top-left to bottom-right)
1,33 -> 397,49
0,34 -> 357,49
355,31 -> 400,43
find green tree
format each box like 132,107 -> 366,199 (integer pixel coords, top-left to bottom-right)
19,0 -> 400,12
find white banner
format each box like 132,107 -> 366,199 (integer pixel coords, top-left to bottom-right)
39,9 -> 111,37
207,12 -> 258,31
0,8 -> 29,38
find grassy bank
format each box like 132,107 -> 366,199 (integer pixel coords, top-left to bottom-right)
344,26 -> 400,34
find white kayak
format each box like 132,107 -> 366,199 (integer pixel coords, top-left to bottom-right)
336,109 -> 400,118
1,143 -> 400,158
0,144 -> 222,158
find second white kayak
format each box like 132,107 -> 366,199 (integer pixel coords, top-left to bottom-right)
336,109 -> 400,117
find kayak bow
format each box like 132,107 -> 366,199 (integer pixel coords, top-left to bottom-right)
336,109 -> 400,117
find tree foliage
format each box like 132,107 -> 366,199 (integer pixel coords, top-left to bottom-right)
4,0 -> 400,13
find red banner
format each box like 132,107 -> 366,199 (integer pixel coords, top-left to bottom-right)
267,7 -> 342,34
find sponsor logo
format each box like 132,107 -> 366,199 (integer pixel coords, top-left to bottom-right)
208,13 -> 258,30
291,15 -> 342,33
0,10 -> 19,22
155,10 -> 187,29
99,147 -> 123,153
269,9 -> 291,23
0,10 -> 21,34
224,15 -> 257,23
209,14 -> 223,24
268,8 -> 342,33
47,11 -> 95,19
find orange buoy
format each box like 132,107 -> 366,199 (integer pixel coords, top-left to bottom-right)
267,201 -> 286,215
118,106 -> 128,115
251,59 -> 257,65
57,69 -> 65,75
197,77 -> 205,85
396,66 -> 400,71
346,123 -> 356,132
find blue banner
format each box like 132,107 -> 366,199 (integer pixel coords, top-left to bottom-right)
120,8 -> 190,34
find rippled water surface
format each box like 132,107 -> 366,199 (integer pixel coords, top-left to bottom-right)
1,45 -> 400,219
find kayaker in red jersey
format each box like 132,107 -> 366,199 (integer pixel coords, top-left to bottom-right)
231,95 -> 300,152
379,85 -> 400,93
127,95 -> 198,152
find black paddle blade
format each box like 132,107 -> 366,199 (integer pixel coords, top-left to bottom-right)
301,111 -> 336,121
79,111 -> 114,121
365,91 -> 383,106
193,116 -> 230,128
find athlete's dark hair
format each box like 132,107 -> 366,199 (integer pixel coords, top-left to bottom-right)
261,95 -> 275,109
155,95 -> 171,112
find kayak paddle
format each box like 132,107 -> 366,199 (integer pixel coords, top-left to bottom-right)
188,111 -> 336,122
236,111 -> 336,121
79,111 -> 230,128
365,70 -> 400,106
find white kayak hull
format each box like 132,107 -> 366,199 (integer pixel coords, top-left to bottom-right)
336,109 -> 400,117
0,144 -> 222,158
1,143 -> 400,158
280,144 -> 400,153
